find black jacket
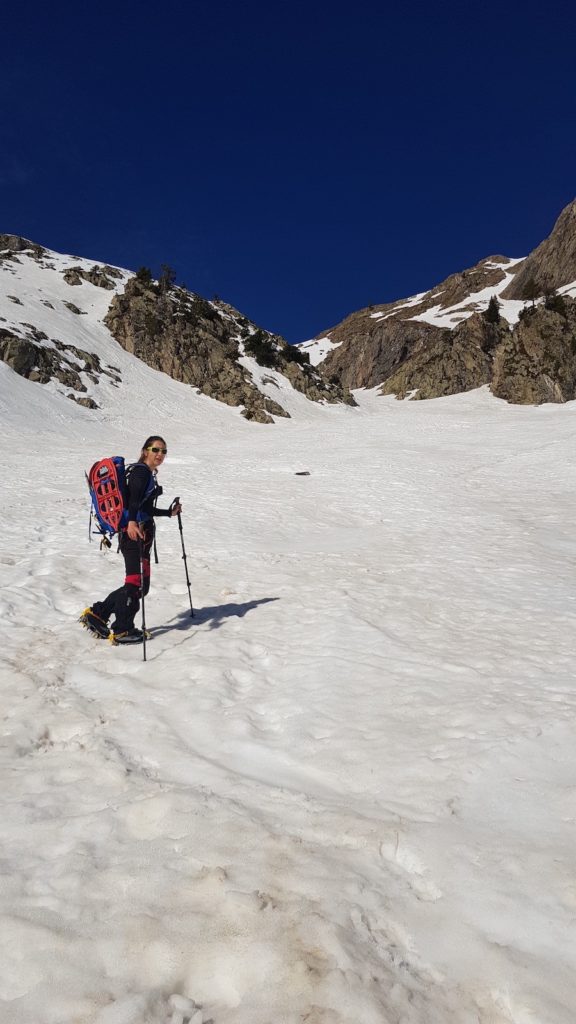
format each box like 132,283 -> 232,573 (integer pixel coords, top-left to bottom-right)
127,463 -> 172,523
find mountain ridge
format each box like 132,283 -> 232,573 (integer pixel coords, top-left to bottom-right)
0,235 -> 353,424
305,199 -> 576,404
3,199 -> 576,415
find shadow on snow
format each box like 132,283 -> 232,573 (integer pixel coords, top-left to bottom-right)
151,597 -> 280,635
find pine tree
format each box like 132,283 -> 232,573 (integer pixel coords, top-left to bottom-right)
544,290 -> 567,316
135,266 -> 152,286
484,295 -> 501,324
522,276 -> 541,307
284,344 -> 310,366
244,330 -> 279,368
158,264 -> 176,294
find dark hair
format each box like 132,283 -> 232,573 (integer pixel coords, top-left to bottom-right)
138,435 -> 167,463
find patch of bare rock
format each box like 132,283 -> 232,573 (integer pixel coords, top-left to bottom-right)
104,274 -> 354,422
315,198 -> 576,405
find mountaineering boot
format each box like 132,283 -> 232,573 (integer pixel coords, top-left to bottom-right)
79,607 -> 111,639
109,626 -> 151,646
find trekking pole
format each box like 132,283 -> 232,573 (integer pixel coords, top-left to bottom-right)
139,537 -> 147,662
172,497 -> 194,617
152,496 -> 159,564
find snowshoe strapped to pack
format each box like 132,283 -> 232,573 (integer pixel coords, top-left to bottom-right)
87,456 -> 128,546
86,457 -> 155,547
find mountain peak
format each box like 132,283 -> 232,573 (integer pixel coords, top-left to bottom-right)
304,198 -> 576,404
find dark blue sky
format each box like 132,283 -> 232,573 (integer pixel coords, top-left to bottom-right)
1,0 -> 575,341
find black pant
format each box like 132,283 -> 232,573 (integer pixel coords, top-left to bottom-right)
93,522 -> 154,632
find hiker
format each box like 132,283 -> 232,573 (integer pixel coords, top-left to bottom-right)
81,435 -> 182,644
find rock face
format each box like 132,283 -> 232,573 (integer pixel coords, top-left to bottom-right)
403,256 -> 510,312
502,199 -> 576,300
380,314 -> 508,401
0,326 -> 120,408
319,255 -> 517,391
315,198 -> 576,405
322,318 -> 444,390
104,276 -> 354,422
492,301 -> 576,403
377,299 -> 576,404
0,234 -> 46,259
0,235 -> 354,422
62,265 -> 123,289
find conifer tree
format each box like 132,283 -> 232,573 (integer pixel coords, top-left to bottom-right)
522,276 -> 541,307
158,264 -> 176,294
544,290 -> 567,316
484,295 -> 501,324
244,330 -> 278,368
135,266 -> 152,286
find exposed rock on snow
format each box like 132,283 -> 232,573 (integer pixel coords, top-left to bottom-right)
63,300 -> 86,315
0,232 -> 46,259
104,275 -> 353,422
0,324 -> 120,408
316,317 -> 444,390
492,299 -> 576,403
0,236 -> 354,423
312,254 -> 524,393
380,313 -> 509,401
62,264 -> 122,289
313,198 -> 576,404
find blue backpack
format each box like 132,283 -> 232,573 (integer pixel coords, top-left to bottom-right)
87,457 -> 155,547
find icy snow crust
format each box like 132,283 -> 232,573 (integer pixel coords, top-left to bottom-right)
1,247 -> 576,1023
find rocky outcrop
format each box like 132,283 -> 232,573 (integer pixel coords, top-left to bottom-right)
104,276 -> 353,422
492,300 -> 576,403
378,300 -> 576,404
315,199 -> 576,405
0,234 -> 46,259
0,326 -> 121,407
410,256 -> 511,311
502,199 -> 576,300
380,314 -> 508,400
321,317 -> 444,390
317,256 -> 519,391
63,265 -> 123,289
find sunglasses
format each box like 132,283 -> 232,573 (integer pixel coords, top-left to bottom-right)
147,446 -> 167,454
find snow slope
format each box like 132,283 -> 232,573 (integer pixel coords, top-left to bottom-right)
1,351 -> 576,1023
297,335 -> 342,366
2,244 -> 576,1024
408,259 -> 576,330
0,241 -> 306,418
409,258 -> 527,328
0,243 -> 160,418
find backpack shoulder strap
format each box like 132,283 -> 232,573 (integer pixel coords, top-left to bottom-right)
125,463 -> 156,518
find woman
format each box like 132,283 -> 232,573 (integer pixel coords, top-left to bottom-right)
81,435 -> 182,644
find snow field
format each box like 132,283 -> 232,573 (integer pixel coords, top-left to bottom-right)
2,243 -> 576,1023
2,356 -> 576,1024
